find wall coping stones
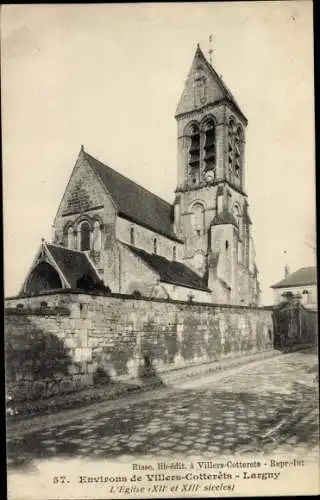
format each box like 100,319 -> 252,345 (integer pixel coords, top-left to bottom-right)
5,290 -> 274,312
4,306 -> 70,317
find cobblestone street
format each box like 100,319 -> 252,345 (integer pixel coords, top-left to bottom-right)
7,349 -> 319,470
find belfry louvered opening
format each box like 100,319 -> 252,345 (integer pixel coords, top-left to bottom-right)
204,120 -> 216,171
189,125 -> 200,169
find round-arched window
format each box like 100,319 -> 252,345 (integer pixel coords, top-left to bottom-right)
234,126 -> 243,178
92,220 -> 102,251
191,203 -> 205,236
228,119 -> 235,177
203,119 -> 216,172
233,203 -> 242,236
67,227 -> 74,249
153,238 -> 158,254
80,221 -> 91,251
130,226 -> 135,245
189,124 -> 200,180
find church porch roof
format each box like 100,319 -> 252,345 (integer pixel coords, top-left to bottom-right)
46,244 -> 102,289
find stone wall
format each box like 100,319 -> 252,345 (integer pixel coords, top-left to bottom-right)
117,216 -> 183,262
5,291 -> 274,403
118,242 -> 159,295
164,283 -> 211,303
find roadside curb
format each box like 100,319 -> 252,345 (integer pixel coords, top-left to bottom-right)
160,349 -> 281,384
6,346 -> 311,425
6,346 -> 315,438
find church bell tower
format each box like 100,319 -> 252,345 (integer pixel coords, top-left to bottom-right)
173,44 -> 259,305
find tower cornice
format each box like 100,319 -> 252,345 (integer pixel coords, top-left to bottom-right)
175,179 -> 247,197
175,98 -> 248,126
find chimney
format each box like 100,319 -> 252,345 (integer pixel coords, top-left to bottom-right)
284,264 -> 290,278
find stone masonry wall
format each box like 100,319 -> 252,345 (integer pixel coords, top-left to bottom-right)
5,304 -> 94,403
5,292 -> 274,403
117,216 -> 184,262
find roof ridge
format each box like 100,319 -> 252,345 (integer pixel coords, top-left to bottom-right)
43,243 -> 71,287
121,242 -> 162,277
124,243 -> 175,268
197,45 -> 246,121
47,242 -> 84,255
271,266 -> 317,289
84,151 -> 173,209
124,243 -> 210,292
296,266 -> 316,271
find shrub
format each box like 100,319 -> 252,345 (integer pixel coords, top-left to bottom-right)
93,367 -> 111,386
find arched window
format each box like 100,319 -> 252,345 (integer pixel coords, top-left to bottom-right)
191,203 -> 205,236
203,120 -> 216,173
67,227 -> 74,249
92,220 -> 102,251
80,221 -> 90,251
237,240 -> 243,263
233,203 -> 242,236
194,63 -> 206,105
189,124 -> 200,184
153,238 -> 158,254
130,226 -> 135,245
234,126 -> 243,178
173,246 -> 176,261
228,119 -> 235,177
302,289 -> 310,304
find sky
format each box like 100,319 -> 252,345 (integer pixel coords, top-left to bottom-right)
1,2 -> 316,305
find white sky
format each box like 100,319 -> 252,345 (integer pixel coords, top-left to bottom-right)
1,2 -> 316,304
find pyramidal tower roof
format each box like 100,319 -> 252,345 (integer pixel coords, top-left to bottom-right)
175,44 -> 247,123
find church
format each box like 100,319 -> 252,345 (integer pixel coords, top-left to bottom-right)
20,45 -> 261,306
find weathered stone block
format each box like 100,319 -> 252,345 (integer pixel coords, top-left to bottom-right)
67,364 -> 79,375
64,337 -> 78,349
74,347 -> 92,362
87,362 -> 98,374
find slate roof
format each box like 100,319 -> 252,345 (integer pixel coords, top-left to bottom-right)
271,267 -> 317,289
243,201 -> 252,224
46,244 -> 101,289
124,244 -> 210,292
200,46 -> 247,123
84,151 -> 181,242
210,208 -> 238,227
176,45 -> 247,123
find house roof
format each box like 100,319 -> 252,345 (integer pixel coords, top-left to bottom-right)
210,208 -> 238,227
84,151 -> 181,243
271,266 -> 317,289
46,244 -> 101,289
124,244 -> 210,292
